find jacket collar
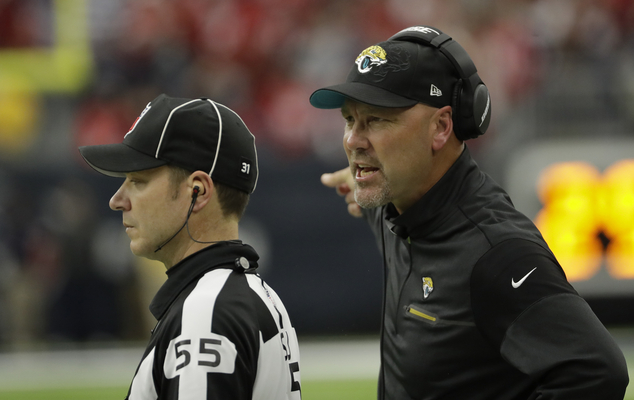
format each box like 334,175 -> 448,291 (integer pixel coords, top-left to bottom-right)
385,146 -> 484,239
149,241 -> 259,320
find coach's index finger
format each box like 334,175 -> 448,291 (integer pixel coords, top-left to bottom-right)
321,167 -> 363,218
321,167 -> 353,189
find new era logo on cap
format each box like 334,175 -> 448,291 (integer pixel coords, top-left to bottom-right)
79,94 -> 259,194
430,84 -> 442,97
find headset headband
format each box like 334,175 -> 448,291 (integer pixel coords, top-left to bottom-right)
388,26 -> 491,140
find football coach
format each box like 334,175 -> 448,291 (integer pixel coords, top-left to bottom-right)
312,25 -> 628,399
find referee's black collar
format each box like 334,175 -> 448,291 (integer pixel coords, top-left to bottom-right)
149,241 -> 260,320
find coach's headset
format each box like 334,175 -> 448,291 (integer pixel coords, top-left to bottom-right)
388,26 -> 491,141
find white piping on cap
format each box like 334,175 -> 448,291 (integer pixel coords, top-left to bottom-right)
215,102 -> 259,193
206,99 -> 222,176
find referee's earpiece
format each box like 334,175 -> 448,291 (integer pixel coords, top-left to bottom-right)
192,185 -> 203,200
154,184 -> 204,253
388,26 -> 491,141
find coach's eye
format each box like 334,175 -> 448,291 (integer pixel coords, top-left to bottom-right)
367,116 -> 386,124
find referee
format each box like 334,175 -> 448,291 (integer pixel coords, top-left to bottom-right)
79,94 -> 301,400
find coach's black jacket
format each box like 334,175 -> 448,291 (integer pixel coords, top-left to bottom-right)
364,147 -> 628,399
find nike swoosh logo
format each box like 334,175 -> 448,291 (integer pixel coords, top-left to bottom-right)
511,267 -> 537,289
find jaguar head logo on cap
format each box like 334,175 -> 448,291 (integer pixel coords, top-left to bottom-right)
355,45 -> 388,73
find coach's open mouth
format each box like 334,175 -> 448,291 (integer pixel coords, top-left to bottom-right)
356,164 -> 379,180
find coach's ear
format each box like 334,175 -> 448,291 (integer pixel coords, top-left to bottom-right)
432,105 -> 454,151
189,171 -> 213,212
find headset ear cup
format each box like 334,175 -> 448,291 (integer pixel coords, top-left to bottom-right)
472,84 -> 491,137
451,80 -> 465,140
451,80 -> 490,141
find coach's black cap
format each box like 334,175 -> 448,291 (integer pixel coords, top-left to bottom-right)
79,94 -> 258,194
309,39 -> 459,109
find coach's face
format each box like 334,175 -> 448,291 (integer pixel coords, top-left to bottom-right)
342,99 -> 443,213
109,165 -> 190,260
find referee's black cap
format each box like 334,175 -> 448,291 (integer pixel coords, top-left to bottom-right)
78,94 -> 259,194
309,38 -> 459,110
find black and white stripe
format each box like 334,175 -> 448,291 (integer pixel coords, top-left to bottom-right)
126,245 -> 300,400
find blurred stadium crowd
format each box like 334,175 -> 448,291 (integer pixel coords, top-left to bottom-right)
0,0 -> 633,347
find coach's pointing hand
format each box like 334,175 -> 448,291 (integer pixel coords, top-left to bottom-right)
321,168 -> 362,218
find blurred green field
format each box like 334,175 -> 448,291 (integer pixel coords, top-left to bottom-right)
0,386 -> 128,400
1,377 -> 633,400
0,331 -> 632,400
0,379 -> 378,400
0,378 -> 632,400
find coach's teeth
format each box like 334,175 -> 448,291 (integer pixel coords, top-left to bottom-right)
358,165 -> 377,177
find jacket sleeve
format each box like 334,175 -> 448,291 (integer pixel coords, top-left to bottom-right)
471,238 -> 629,399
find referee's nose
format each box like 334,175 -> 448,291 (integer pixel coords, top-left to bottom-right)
109,181 -> 130,211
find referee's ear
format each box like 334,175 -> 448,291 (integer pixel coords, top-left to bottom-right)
188,171 -> 214,212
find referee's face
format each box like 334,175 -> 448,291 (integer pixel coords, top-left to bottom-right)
342,100 -> 439,213
109,165 -> 191,260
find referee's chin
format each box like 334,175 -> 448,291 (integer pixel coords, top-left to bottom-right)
129,238 -> 160,261
129,240 -> 145,258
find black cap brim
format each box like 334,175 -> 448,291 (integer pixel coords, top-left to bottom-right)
309,82 -> 418,109
79,143 -> 167,178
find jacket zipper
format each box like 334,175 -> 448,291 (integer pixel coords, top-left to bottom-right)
406,306 -> 437,323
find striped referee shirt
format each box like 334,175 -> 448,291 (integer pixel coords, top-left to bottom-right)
126,241 -> 301,400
